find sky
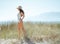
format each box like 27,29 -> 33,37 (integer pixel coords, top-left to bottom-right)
0,0 -> 60,22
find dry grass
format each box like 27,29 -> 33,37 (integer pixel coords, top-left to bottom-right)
0,22 -> 60,44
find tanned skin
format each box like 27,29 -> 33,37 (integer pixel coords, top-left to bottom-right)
17,6 -> 26,39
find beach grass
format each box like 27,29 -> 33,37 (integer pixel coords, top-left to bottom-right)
0,22 -> 60,44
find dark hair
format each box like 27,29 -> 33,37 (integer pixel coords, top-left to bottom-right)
19,9 -> 24,14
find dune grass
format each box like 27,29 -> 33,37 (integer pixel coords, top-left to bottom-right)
0,22 -> 60,44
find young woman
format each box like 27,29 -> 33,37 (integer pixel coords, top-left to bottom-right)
17,6 -> 26,40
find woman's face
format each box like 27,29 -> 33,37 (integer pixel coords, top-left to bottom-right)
17,9 -> 20,12
17,9 -> 20,11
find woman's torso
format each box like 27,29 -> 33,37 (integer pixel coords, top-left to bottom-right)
17,13 -> 21,22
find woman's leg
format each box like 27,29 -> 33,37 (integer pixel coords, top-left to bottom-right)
21,21 -> 26,38
18,21 -> 24,40
18,29 -> 20,39
22,26 -> 26,37
18,21 -> 26,40
18,22 -> 20,39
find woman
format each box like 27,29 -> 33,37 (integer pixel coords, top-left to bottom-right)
17,6 -> 26,40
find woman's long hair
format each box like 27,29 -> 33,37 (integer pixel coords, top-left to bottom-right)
19,9 -> 24,14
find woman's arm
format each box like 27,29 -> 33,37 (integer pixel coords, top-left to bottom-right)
20,12 -> 25,20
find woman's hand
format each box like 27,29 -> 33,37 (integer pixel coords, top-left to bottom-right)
20,18 -> 22,21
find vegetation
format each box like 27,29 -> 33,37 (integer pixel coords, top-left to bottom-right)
0,22 -> 60,44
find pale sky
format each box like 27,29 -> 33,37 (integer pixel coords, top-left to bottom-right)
0,0 -> 60,22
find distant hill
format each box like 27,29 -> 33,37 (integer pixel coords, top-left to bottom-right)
42,12 -> 60,15
29,12 -> 60,22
